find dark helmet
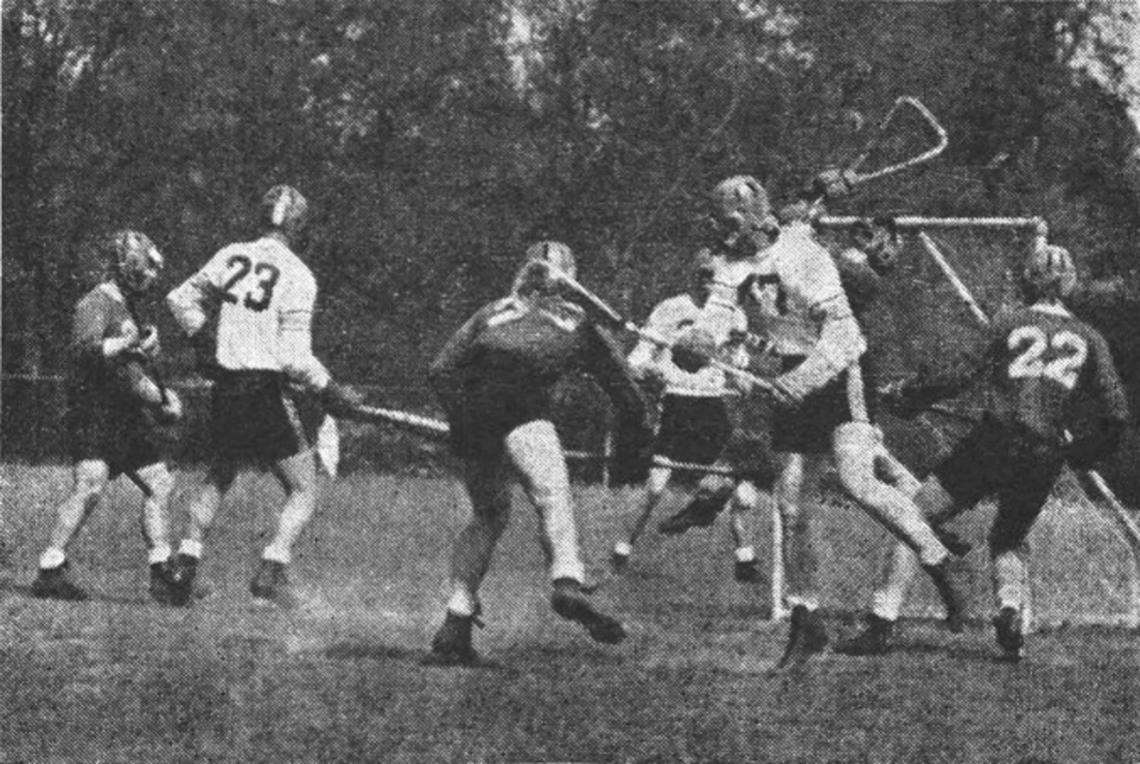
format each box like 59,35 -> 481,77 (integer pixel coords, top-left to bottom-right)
513,240 -> 577,296
1020,244 -> 1077,301
105,230 -> 163,293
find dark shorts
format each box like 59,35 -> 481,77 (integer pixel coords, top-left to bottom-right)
772,356 -> 852,454
67,396 -> 164,477
210,370 -> 311,466
654,395 -> 730,465
933,415 -> 1065,552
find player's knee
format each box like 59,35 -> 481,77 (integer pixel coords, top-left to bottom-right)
73,462 -> 110,503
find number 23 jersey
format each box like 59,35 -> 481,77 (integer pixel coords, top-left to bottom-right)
182,236 -> 316,374
987,304 -> 1128,440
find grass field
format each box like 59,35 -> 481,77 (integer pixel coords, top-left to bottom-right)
1,462 -> 1138,763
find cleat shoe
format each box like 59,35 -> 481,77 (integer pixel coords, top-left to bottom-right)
148,560 -> 187,607
733,558 -> 763,584
835,613 -> 895,656
550,578 -> 626,645
776,604 -> 829,668
933,526 -> 972,558
657,490 -> 729,536
422,611 -> 481,667
31,562 -> 88,601
169,553 -> 198,605
922,558 -> 967,633
250,559 -> 296,609
609,547 -> 630,575
993,606 -> 1024,662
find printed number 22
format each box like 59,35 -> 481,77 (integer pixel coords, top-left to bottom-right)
221,255 -> 280,312
1007,326 -> 1088,389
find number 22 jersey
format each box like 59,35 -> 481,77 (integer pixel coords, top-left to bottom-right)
984,303 -> 1128,442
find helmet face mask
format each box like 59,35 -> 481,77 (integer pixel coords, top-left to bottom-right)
107,231 -> 163,294
708,175 -> 778,257
1020,244 -> 1077,303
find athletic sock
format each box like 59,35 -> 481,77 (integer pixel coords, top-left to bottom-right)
262,544 -> 291,565
178,539 -> 203,560
39,547 -> 66,570
734,546 -> 756,563
148,544 -> 172,565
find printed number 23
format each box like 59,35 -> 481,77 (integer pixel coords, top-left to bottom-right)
221,255 -> 280,312
1007,326 -> 1088,389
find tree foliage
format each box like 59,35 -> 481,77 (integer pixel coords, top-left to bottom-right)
3,0 -> 1138,382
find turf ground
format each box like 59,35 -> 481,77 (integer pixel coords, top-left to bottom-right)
1,463 -> 1138,763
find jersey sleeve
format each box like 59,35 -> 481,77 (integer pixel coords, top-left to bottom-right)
626,298 -> 676,378
166,248 -> 230,337
1087,331 -> 1131,425
428,301 -> 498,412
71,292 -> 115,362
277,266 -> 330,390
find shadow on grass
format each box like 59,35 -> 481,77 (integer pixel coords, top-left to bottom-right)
0,579 -> 148,606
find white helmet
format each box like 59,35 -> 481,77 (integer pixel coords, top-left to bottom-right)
262,185 -> 309,241
106,230 -> 163,294
708,175 -> 779,255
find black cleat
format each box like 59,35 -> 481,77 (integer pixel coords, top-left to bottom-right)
148,560 -> 188,607
933,526 -> 972,558
733,558 -> 763,584
776,604 -> 829,668
609,547 -> 630,575
31,562 -> 88,601
250,559 -> 296,609
169,553 -> 199,605
423,610 -> 482,667
657,490 -> 729,535
551,579 -> 626,645
834,613 -> 895,656
922,558 -> 967,633
993,606 -> 1024,662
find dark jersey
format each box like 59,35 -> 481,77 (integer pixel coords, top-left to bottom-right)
985,305 -> 1129,441
68,282 -> 149,412
429,294 -> 648,455
909,304 -> 1129,447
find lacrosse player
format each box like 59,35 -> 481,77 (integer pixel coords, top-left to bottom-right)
425,241 -> 653,666
701,175 -> 965,667
837,244 -> 1130,660
32,231 -> 185,604
611,249 -> 766,582
166,185 -> 362,607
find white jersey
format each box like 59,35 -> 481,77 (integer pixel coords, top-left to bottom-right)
712,222 -> 864,359
627,293 -> 749,397
167,235 -> 329,389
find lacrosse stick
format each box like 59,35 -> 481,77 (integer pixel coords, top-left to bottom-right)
847,97 -> 949,185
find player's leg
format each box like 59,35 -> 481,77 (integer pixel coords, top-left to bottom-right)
775,452 -> 830,667
427,454 -> 511,665
655,396 -> 735,536
833,422 -> 966,629
33,459 -> 110,600
727,480 -> 762,582
128,461 -> 184,605
837,474 -> 965,654
507,420 -> 625,645
249,449 -> 319,605
612,465 -> 672,570
989,441 -> 1064,661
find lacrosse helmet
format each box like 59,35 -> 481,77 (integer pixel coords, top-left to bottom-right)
513,240 -> 577,297
106,230 -> 163,294
708,175 -> 778,256
1020,244 -> 1077,302
262,185 -> 310,241
852,217 -> 903,273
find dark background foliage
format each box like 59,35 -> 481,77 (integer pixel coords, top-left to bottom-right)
4,0 -> 1139,491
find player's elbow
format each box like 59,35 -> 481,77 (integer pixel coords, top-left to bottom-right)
166,286 -> 206,336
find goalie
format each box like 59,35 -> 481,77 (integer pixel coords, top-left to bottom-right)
31,231 -> 184,605
425,241 -> 653,666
